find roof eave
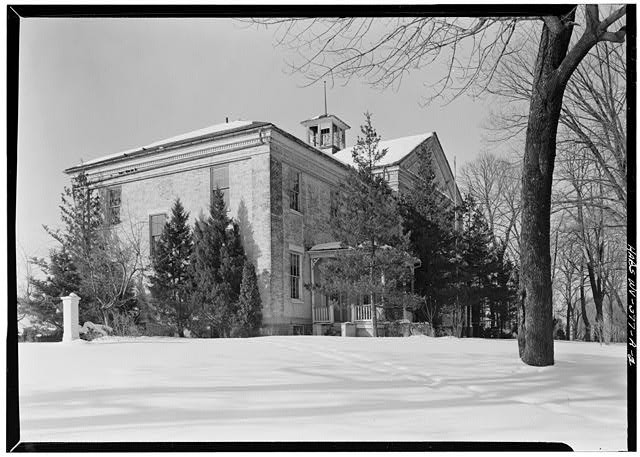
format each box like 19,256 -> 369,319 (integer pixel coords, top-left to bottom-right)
64,121 -> 272,175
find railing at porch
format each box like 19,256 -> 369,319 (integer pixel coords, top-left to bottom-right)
313,304 -> 372,323
313,306 -> 332,323
353,304 -> 372,321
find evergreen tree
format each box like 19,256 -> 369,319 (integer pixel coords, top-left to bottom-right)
24,172 -> 105,330
219,221 -> 246,306
37,172 -> 143,329
234,260 -> 263,337
149,198 -> 193,337
189,189 -> 245,337
399,146 -> 457,326
448,196 -> 515,337
19,247 -> 81,338
316,112 -> 416,336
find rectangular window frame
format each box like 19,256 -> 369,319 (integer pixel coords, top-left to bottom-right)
211,163 -> 230,210
320,128 -> 330,147
149,213 -> 167,259
289,252 -> 301,300
330,189 -> 339,219
106,186 -> 122,226
289,170 -> 301,213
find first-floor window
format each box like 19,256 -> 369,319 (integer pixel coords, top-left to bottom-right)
149,214 -> 167,258
290,252 -> 301,299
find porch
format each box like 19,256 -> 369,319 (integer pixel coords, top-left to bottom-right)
311,302 -> 385,337
308,241 -> 417,337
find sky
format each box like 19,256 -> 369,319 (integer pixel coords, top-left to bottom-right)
16,17 -> 497,265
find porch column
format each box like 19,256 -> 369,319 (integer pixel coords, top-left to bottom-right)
310,257 -> 315,309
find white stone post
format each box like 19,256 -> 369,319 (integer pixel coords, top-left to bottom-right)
61,293 -> 80,342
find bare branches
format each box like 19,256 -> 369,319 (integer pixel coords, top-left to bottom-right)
555,5 -> 627,87
599,5 -> 627,32
249,16 -> 533,104
460,152 -> 522,261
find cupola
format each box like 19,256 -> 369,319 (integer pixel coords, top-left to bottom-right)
300,82 -> 350,154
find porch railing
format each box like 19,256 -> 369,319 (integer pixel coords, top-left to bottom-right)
353,304 -> 372,321
313,304 -> 373,323
313,306 -> 331,322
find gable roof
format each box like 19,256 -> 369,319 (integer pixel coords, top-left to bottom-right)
69,120 -> 267,171
333,132 -> 434,168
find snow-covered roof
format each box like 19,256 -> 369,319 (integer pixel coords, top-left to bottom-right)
333,132 -> 434,168
78,120 -> 259,168
300,113 -> 350,130
309,241 -> 349,252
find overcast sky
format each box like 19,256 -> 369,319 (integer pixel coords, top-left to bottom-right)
17,17 -> 499,264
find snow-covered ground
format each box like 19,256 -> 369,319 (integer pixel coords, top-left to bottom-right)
18,336 -> 627,450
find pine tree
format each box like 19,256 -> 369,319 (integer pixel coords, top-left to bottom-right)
234,260 -> 263,337
219,221 -> 246,307
399,146 -> 456,326
20,247 -> 81,338
26,172 -> 105,329
189,189 -> 246,337
448,196 -> 511,337
149,198 -> 193,337
317,112 -> 415,336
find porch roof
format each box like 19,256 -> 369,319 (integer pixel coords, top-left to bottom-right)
309,241 -> 349,252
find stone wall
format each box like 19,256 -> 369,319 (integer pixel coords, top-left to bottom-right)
87,139 -> 274,321
268,132 -> 348,334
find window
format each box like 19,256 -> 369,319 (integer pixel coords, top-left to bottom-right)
290,252 -> 301,300
330,190 -> 339,219
289,171 -> 300,212
107,187 -> 121,225
320,128 -> 330,146
211,164 -> 230,209
149,214 -> 166,258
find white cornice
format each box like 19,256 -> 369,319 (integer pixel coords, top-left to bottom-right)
83,130 -> 271,185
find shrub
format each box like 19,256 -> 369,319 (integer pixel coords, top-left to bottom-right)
109,312 -> 141,337
79,321 -> 112,341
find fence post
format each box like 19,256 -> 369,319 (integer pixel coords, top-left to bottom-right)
61,293 -> 80,342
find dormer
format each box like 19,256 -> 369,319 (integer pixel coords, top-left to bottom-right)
301,114 -> 350,155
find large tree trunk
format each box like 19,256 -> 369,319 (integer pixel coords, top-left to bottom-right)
566,295 -> 571,341
580,266 -> 591,342
586,262 -> 605,342
518,20 -> 575,366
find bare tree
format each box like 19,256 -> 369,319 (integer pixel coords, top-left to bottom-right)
252,7 -> 627,365
461,152 -> 521,262
556,144 -> 627,343
84,220 -> 147,327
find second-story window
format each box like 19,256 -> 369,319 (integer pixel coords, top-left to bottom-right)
330,189 -> 339,219
289,171 -> 300,212
149,214 -> 166,258
211,164 -> 230,209
107,187 -> 121,226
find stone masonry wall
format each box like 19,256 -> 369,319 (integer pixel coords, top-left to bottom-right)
269,135 -> 348,334
93,143 -> 273,320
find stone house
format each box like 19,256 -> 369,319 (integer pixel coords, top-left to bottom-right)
65,112 -> 461,336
